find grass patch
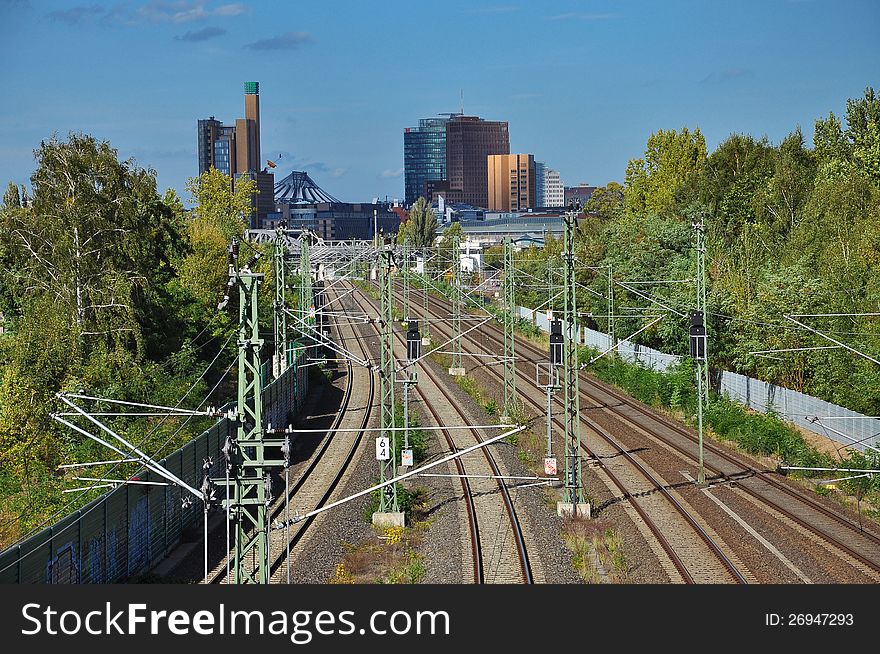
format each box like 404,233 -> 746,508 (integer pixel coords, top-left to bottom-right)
562,518 -> 628,583
362,484 -> 431,525
331,523 -> 428,584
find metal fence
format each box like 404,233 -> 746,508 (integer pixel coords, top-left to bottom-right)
518,306 -> 879,453
0,348 -> 310,584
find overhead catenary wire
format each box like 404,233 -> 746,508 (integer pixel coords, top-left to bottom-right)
2,330 -> 236,548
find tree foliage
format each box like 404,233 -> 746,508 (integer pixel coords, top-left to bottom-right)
624,127 -> 707,215
0,135 -> 241,544
398,196 -> 437,249
567,88 -> 880,418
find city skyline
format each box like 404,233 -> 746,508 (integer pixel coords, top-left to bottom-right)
0,0 -> 878,203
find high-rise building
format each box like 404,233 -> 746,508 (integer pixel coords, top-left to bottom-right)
544,168 -> 564,207
487,154 -> 535,211
198,117 -> 236,176
403,116 -> 450,205
535,161 -> 546,207
533,161 -> 564,207
197,82 -> 274,228
403,113 -> 509,209
445,115 -> 509,208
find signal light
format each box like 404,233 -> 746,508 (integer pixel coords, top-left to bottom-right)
550,319 -> 563,365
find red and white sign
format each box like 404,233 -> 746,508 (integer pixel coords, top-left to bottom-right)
544,457 -> 557,476
401,449 -> 414,467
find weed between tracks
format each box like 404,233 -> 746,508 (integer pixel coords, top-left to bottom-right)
562,518 -> 628,584
333,501 -> 432,585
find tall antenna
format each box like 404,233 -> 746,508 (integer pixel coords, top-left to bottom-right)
460,89 -> 464,115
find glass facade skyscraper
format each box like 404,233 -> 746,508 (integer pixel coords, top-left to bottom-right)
404,117 -> 450,205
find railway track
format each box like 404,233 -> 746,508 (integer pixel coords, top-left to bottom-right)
411,281 -> 880,580
397,282 -> 748,583
207,282 -> 375,584
348,282 -> 534,584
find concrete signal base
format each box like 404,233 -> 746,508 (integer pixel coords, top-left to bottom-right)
422,337 -> 431,346
448,368 -> 466,376
372,512 -> 406,529
557,502 -> 591,519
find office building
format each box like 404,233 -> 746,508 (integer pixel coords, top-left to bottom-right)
544,168 -> 564,207
487,154 -> 535,211
535,161 -> 546,207
534,162 -> 565,208
404,113 -> 509,209
445,115 -> 509,208
404,116 -> 451,205
197,118 -> 236,176
197,82 -> 274,227
564,183 -> 597,208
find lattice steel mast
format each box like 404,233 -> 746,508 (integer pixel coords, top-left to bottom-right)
693,216 -> 709,485
562,210 -> 585,511
449,232 -> 464,375
230,238 -> 270,583
378,244 -> 399,513
273,224 -> 288,378
502,236 -> 518,421
299,230 -> 314,340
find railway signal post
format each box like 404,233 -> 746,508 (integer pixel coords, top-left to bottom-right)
607,261 -> 616,350
693,216 -> 709,485
374,241 -> 404,527
559,208 -> 590,518
299,230 -> 315,342
449,232 -> 465,376
501,236 -> 519,423
273,223 -> 288,379
690,310 -> 708,485
402,320 -> 421,468
401,242 -> 410,325
422,249 -> 431,346
694,217 -> 709,401
216,238 -> 287,583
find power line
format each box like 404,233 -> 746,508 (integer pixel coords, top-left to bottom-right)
3,331 -> 235,548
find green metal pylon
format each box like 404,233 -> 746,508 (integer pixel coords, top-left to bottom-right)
562,211 -> 585,508
695,216 -> 709,400
693,216 -> 709,484
233,250 -> 269,583
607,261 -> 615,352
402,243 -> 410,321
422,249 -> 431,344
378,245 -> 399,513
273,226 -> 288,379
449,232 -> 463,375
502,236 -> 518,421
298,231 -> 314,341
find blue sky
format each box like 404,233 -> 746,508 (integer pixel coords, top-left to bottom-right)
0,0 -> 877,203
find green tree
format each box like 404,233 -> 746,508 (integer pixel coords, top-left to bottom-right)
0,134 -> 196,532
754,127 -> 816,236
624,127 -> 707,216
7,134 -> 181,358
177,168 -> 256,312
583,181 -> 625,222
846,87 -> 880,183
399,197 -> 437,249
